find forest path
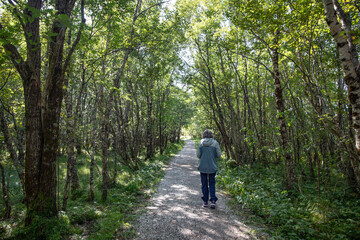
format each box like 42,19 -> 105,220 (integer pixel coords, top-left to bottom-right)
133,140 -> 262,239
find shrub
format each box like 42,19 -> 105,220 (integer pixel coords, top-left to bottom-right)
13,215 -> 70,240
217,160 -> 360,239
69,206 -> 102,225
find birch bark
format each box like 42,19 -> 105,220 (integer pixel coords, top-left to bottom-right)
322,0 -> 360,190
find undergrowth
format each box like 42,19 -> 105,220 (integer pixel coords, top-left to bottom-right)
0,140 -> 185,240
217,159 -> 360,239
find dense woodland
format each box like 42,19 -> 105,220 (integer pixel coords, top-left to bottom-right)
1,0 -> 360,239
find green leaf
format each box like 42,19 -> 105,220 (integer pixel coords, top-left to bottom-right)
47,32 -> 59,37
56,14 -> 72,28
28,6 -> 41,18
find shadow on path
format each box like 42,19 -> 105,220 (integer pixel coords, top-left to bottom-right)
134,140 -> 260,240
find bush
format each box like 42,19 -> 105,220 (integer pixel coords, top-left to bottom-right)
13,215 -> 70,240
217,161 -> 360,239
69,206 -> 102,225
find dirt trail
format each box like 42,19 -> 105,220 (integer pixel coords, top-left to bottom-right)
134,140 -> 264,239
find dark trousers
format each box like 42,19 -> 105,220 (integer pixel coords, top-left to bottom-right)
200,172 -> 218,203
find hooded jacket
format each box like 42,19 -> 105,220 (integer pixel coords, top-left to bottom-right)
196,138 -> 222,173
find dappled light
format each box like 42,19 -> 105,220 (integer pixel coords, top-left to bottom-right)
134,140 -> 258,239
1,0 -> 360,239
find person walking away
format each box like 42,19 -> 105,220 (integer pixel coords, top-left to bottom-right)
196,129 -> 222,209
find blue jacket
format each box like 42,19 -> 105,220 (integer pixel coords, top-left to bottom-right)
197,138 -> 222,173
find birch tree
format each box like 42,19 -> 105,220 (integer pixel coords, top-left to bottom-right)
322,0 -> 360,191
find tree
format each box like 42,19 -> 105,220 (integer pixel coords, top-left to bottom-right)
0,0 -> 84,223
322,0 -> 360,192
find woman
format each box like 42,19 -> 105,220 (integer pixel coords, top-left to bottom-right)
196,129 -> 222,209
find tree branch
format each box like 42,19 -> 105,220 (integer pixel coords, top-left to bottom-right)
68,0 -> 77,16
62,0 -> 85,74
136,1 -> 165,21
2,0 -> 26,36
226,47 -> 274,77
0,72 -> 12,91
0,23 -> 29,81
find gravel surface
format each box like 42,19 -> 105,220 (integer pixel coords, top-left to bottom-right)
134,140 -> 263,240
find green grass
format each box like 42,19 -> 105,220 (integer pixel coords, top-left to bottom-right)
0,140 -> 185,240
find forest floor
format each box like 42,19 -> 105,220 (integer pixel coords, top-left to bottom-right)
133,140 -> 268,240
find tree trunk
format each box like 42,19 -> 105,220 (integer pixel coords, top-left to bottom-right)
272,40 -> 296,191
100,81 -> 110,202
346,106 -> 360,193
0,107 -> 24,188
38,0 -> 77,220
195,39 -> 233,158
89,87 -> 98,201
322,0 -> 360,190
62,163 -> 71,211
66,59 -> 87,193
0,162 -> 11,219
90,145 -> 96,202
1,0 -> 83,224
146,80 -> 154,159
62,76 -> 76,210
112,147 -> 118,184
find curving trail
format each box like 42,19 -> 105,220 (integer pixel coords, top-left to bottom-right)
134,140 -> 263,240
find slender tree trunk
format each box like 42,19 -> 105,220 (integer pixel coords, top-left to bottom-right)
256,78 -> 268,165
66,60 -> 87,193
114,97 -> 131,167
89,144 -> 96,201
0,107 -> 24,188
0,162 -> 11,219
146,79 -> 154,159
6,107 -> 26,173
100,80 -> 110,202
62,77 -> 75,210
62,164 -> 71,211
272,40 -> 296,191
112,146 -> 118,184
89,87 -> 98,201
220,47 -> 243,164
307,148 -> 316,179
62,28 -> 79,204
159,91 -> 165,154
176,125 -> 181,142
195,40 -> 233,158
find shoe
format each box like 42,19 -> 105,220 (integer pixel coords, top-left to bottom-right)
203,202 -> 209,207
210,201 -> 216,209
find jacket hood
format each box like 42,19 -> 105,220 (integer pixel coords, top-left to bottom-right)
201,138 -> 215,147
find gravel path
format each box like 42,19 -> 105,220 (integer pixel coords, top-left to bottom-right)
134,140 -> 262,240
